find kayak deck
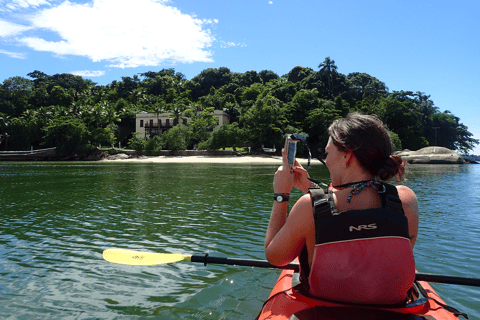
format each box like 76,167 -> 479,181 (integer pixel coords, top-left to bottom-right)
257,268 -> 460,320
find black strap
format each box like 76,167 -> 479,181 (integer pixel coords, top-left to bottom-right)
298,245 -> 310,292
415,282 -> 468,319
298,188 -> 334,289
309,188 -> 335,218
383,183 -> 404,214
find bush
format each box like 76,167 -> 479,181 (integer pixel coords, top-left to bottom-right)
145,135 -> 166,154
163,125 -> 190,152
197,139 -> 213,151
42,117 -> 91,155
127,135 -> 146,152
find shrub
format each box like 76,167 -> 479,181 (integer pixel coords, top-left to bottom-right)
127,135 -> 146,152
145,135 -> 165,154
163,125 -> 190,152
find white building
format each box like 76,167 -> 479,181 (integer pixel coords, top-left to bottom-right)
135,110 -> 230,138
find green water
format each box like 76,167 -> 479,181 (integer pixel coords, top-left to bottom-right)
1,162 -> 479,319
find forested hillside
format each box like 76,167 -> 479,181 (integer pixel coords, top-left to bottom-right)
0,57 -> 477,156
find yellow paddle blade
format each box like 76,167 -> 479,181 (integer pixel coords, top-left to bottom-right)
103,248 -> 191,266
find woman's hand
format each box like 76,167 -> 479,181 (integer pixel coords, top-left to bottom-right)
293,160 -> 311,193
273,148 -> 294,194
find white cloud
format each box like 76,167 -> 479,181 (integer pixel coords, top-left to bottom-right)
13,0 -> 50,8
2,0 -> 51,11
220,41 -> 246,48
17,0 -> 216,68
268,1 -> 273,4
0,19 -> 31,37
0,49 -> 27,58
71,70 -> 105,77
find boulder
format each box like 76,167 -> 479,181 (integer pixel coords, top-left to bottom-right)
396,146 -> 464,164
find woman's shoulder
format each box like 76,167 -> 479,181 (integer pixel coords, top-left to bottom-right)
296,192 -> 314,208
288,193 -> 314,220
394,184 -> 417,202
393,184 -> 419,218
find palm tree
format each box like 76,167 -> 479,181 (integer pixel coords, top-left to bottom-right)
318,57 -> 338,98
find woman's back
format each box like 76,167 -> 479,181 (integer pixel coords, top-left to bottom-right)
305,184 -> 415,305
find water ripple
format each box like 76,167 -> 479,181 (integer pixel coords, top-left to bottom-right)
1,163 -> 479,319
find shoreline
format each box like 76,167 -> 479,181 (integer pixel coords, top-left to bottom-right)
99,154 -> 317,165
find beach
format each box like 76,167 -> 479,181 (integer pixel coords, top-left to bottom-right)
99,153 -> 316,165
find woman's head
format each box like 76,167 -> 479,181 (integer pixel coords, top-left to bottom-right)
327,112 -> 405,181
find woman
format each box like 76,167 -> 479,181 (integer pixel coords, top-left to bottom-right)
265,113 -> 419,305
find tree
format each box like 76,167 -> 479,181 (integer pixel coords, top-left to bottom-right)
304,100 -> 343,149
259,70 -> 280,84
266,79 -> 297,103
0,77 -> 34,116
2,117 -> 32,150
189,107 -> 218,146
286,89 -> 323,129
287,66 -> 314,83
191,67 -> 233,97
318,57 -> 338,98
127,135 -> 146,152
144,134 -> 165,154
347,72 -> 388,103
431,111 -> 478,153
233,70 -> 262,87
47,86 -> 73,107
240,83 -> 264,103
240,95 -> 287,148
208,122 -> 245,151
380,96 -> 427,150
42,117 -> 91,155
163,124 -> 190,152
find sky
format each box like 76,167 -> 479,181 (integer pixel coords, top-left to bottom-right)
1,0 -> 479,153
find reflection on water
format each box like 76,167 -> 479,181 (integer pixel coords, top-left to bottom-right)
0,162 -> 479,319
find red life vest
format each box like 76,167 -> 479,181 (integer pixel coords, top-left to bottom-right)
299,183 -> 415,305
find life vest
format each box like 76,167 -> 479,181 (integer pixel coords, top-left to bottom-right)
299,183 -> 416,305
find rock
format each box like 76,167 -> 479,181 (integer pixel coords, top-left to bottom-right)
397,146 -> 464,164
106,153 -> 130,160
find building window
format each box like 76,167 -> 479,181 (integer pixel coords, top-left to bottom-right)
140,120 -> 144,127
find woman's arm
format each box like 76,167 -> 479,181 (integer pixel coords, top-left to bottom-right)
265,194 -> 313,266
396,185 -> 419,248
265,143 -> 313,266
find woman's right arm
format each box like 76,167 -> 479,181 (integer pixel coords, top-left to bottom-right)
396,185 -> 419,248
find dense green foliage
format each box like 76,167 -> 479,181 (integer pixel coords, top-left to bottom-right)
0,57 -> 477,155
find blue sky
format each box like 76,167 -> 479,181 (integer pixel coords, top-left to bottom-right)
1,0 -> 479,153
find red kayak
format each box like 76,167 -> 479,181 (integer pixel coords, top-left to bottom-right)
257,267 -> 462,320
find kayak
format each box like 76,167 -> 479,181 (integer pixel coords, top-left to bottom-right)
256,267 -> 462,320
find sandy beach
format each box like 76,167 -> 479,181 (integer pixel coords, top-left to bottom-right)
100,153 -> 317,165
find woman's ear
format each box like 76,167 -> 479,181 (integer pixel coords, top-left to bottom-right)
344,150 -> 354,166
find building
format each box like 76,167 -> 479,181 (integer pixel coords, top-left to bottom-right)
135,110 -> 230,138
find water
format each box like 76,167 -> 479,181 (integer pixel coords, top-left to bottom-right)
0,162 -> 479,319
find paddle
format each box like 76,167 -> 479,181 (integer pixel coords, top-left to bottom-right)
103,248 -> 299,270
103,249 -> 480,287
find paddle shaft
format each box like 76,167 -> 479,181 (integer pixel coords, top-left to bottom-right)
416,273 -> 480,287
192,255 -> 480,287
191,255 -> 299,271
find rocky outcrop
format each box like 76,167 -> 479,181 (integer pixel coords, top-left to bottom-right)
396,147 -> 465,164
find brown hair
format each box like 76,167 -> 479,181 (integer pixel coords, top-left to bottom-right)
328,112 -> 405,182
